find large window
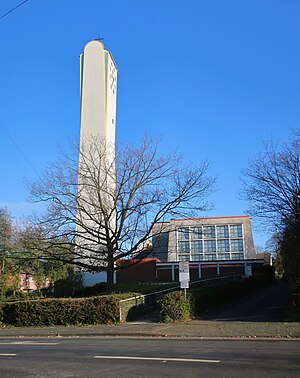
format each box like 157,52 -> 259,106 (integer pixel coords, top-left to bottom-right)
230,239 -> 244,252
178,241 -> 189,253
203,254 -> 217,261
191,227 -> 202,239
178,255 -> 189,261
191,240 -> 203,253
176,223 -> 245,261
218,253 -> 230,260
217,239 -> 230,252
216,225 -> 229,238
191,254 -> 203,261
177,228 -> 190,240
203,226 -> 215,239
231,253 -> 244,260
230,225 -> 243,238
204,240 -> 216,253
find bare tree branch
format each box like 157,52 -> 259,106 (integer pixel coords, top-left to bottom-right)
26,136 -> 216,291
241,131 -> 300,231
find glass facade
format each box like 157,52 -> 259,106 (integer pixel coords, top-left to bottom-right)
230,225 -> 243,238
177,224 -> 245,261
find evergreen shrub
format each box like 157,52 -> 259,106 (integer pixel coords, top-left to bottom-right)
160,291 -> 191,322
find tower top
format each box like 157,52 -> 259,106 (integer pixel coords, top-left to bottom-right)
94,35 -> 104,42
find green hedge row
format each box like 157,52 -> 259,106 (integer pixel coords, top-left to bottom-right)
0,294 -> 132,327
160,273 -> 276,322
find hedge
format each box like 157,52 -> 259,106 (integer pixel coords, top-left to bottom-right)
1,294 -> 132,327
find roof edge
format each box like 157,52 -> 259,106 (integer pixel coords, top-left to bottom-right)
170,216 -> 251,222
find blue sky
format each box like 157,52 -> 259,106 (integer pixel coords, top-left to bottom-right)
0,0 -> 299,247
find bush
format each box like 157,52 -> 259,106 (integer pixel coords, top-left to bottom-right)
160,291 -> 191,322
1,294 -> 131,327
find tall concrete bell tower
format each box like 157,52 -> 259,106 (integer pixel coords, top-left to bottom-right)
77,40 -> 118,286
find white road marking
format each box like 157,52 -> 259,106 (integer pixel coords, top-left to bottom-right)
0,342 -> 58,345
0,354 -> 17,356
93,355 -> 220,363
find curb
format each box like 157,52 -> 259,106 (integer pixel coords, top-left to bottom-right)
0,333 -> 299,340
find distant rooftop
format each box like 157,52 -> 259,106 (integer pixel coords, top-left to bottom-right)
170,215 -> 250,222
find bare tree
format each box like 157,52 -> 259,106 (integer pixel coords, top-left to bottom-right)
0,208 -> 12,257
0,208 -> 13,296
241,131 -> 300,231
28,136 -> 216,292
241,130 -> 300,286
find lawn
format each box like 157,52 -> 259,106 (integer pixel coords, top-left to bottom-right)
112,281 -> 179,295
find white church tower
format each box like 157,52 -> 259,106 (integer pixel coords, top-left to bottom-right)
77,40 -> 117,286
79,39 -> 117,152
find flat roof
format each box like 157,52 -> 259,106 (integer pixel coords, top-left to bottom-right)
170,216 -> 250,222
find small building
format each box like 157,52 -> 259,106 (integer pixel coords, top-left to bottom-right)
116,258 -> 159,283
151,216 -> 256,262
20,272 -> 51,292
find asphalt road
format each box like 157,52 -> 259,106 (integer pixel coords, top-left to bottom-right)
0,337 -> 299,377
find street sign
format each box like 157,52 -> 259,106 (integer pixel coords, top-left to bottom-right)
179,261 -> 189,274
180,280 -> 189,289
179,261 -> 190,290
179,272 -> 189,282
179,261 -> 190,282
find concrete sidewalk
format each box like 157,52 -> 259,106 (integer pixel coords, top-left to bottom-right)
1,319 -> 300,339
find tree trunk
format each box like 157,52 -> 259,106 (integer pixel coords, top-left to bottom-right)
106,259 -> 114,293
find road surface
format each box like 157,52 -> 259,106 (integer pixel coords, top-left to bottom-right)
0,337 -> 299,377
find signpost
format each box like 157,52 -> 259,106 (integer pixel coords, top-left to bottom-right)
179,261 -> 190,299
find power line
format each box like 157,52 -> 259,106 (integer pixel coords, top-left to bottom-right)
0,0 -> 29,21
0,122 -> 41,178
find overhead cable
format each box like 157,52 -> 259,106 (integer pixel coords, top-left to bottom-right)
0,0 -> 29,21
